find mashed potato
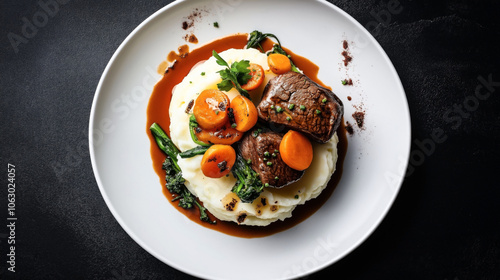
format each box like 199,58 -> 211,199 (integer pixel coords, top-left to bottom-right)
169,48 -> 338,226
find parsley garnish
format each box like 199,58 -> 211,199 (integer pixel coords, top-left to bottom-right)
212,50 -> 251,98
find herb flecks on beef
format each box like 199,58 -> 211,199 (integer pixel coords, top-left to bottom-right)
238,129 -> 303,188
257,72 -> 343,143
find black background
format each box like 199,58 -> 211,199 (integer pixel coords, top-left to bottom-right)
1,0 -> 499,279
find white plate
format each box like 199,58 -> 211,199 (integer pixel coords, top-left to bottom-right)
89,0 -> 411,279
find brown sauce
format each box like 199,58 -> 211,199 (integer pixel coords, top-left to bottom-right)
188,34 -> 198,44
167,44 -> 190,62
146,34 -> 347,238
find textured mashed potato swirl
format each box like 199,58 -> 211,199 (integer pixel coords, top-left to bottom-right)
169,48 -> 338,226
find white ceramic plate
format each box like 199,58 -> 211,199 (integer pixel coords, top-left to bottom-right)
89,0 -> 411,279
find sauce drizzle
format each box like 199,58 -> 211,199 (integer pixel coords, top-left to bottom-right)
146,34 -> 347,238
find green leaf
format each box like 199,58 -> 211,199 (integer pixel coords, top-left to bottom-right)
179,146 -> 209,158
194,200 -> 216,224
212,50 -> 251,98
231,60 -> 250,74
212,50 -> 228,67
231,60 -> 252,85
246,30 -> 281,50
216,78 -> 234,92
231,153 -> 264,203
189,116 -> 211,147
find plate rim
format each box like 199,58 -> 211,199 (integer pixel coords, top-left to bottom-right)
88,0 -> 412,279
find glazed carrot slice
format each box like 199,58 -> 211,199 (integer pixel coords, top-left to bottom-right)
241,63 -> 265,91
201,144 -> 236,178
229,95 -> 258,132
193,89 -> 230,130
194,122 -> 243,145
279,130 -> 313,171
267,53 -> 292,74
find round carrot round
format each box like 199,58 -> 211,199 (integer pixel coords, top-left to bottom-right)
193,89 -> 230,130
267,53 -> 292,74
201,145 -> 236,178
241,63 -> 265,91
229,95 -> 258,132
195,122 -> 243,145
279,130 -> 313,171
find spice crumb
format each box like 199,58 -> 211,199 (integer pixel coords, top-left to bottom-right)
343,40 -> 349,49
352,111 -> 365,129
184,33 -> 198,43
342,78 -> 353,86
341,51 -> 352,66
345,121 -> 354,135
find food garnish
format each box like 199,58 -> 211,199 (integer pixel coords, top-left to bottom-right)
179,145 -> 209,158
231,153 -> 265,203
150,123 -> 215,224
188,115 -> 211,147
240,63 -> 265,91
245,30 -> 281,51
213,50 -> 252,98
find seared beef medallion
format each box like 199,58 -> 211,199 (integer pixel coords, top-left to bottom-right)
257,72 -> 343,143
238,129 -> 303,188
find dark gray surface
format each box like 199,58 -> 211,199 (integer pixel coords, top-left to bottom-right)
1,0 -> 499,279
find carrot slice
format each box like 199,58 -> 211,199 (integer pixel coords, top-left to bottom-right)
279,130 -> 313,171
193,89 -> 230,130
267,53 -> 292,74
194,122 -> 243,145
241,63 -> 265,91
201,145 -> 236,178
229,95 -> 258,132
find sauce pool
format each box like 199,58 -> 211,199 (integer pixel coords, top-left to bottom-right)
146,34 -> 347,238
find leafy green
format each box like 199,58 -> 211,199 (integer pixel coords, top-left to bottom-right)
270,44 -> 300,73
246,30 -> 300,73
151,122 -> 180,169
150,122 -> 216,224
171,187 -> 195,208
212,50 -> 251,98
189,115 -> 211,147
169,186 -> 211,222
231,153 -> 265,203
246,30 -> 281,51
193,200 -> 212,222
179,145 -> 209,158
162,158 -> 186,198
